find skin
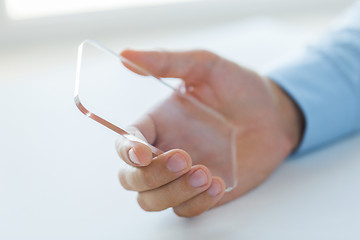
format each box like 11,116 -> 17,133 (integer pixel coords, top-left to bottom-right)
115,49 -> 304,217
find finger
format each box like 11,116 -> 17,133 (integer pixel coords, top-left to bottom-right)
115,115 -> 157,166
136,165 -> 212,212
124,126 -> 147,142
115,136 -> 153,167
118,149 -> 192,192
120,49 -> 220,85
173,177 -> 225,217
130,115 -> 157,145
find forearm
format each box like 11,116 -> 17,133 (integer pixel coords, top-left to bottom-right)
267,1 -> 360,154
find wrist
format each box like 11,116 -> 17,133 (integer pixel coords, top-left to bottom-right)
268,78 -> 305,152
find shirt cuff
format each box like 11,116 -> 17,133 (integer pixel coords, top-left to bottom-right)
268,52 -> 358,155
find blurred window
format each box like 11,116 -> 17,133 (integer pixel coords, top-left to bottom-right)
4,0 -> 203,19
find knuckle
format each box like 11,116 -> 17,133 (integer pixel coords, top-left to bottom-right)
118,171 -> 132,191
189,208 -> 205,217
173,207 -> 196,218
137,193 -> 153,212
173,208 -> 187,217
196,50 -> 218,61
174,205 -> 206,218
137,193 -> 167,212
137,192 -> 172,212
158,52 -> 171,76
141,170 -> 158,189
191,50 -> 221,78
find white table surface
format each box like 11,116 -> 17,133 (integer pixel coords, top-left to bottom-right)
1,17 -> 359,239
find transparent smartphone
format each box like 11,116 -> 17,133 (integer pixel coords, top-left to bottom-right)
75,40 -> 238,191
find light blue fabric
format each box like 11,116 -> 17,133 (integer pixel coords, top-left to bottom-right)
268,1 -> 360,154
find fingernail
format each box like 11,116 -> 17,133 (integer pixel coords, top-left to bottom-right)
189,169 -> 208,188
128,148 -> 140,165
167,153 -> 188,173
207,181 -> 222,197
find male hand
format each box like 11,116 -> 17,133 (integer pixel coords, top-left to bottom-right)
116,49 -> 304,217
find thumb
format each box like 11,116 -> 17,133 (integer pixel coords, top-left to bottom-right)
120,49 -> 220,84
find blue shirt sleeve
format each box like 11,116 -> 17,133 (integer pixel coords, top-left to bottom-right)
268,1 -> 360,154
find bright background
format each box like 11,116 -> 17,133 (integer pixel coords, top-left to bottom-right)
1,0 -> 360,239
